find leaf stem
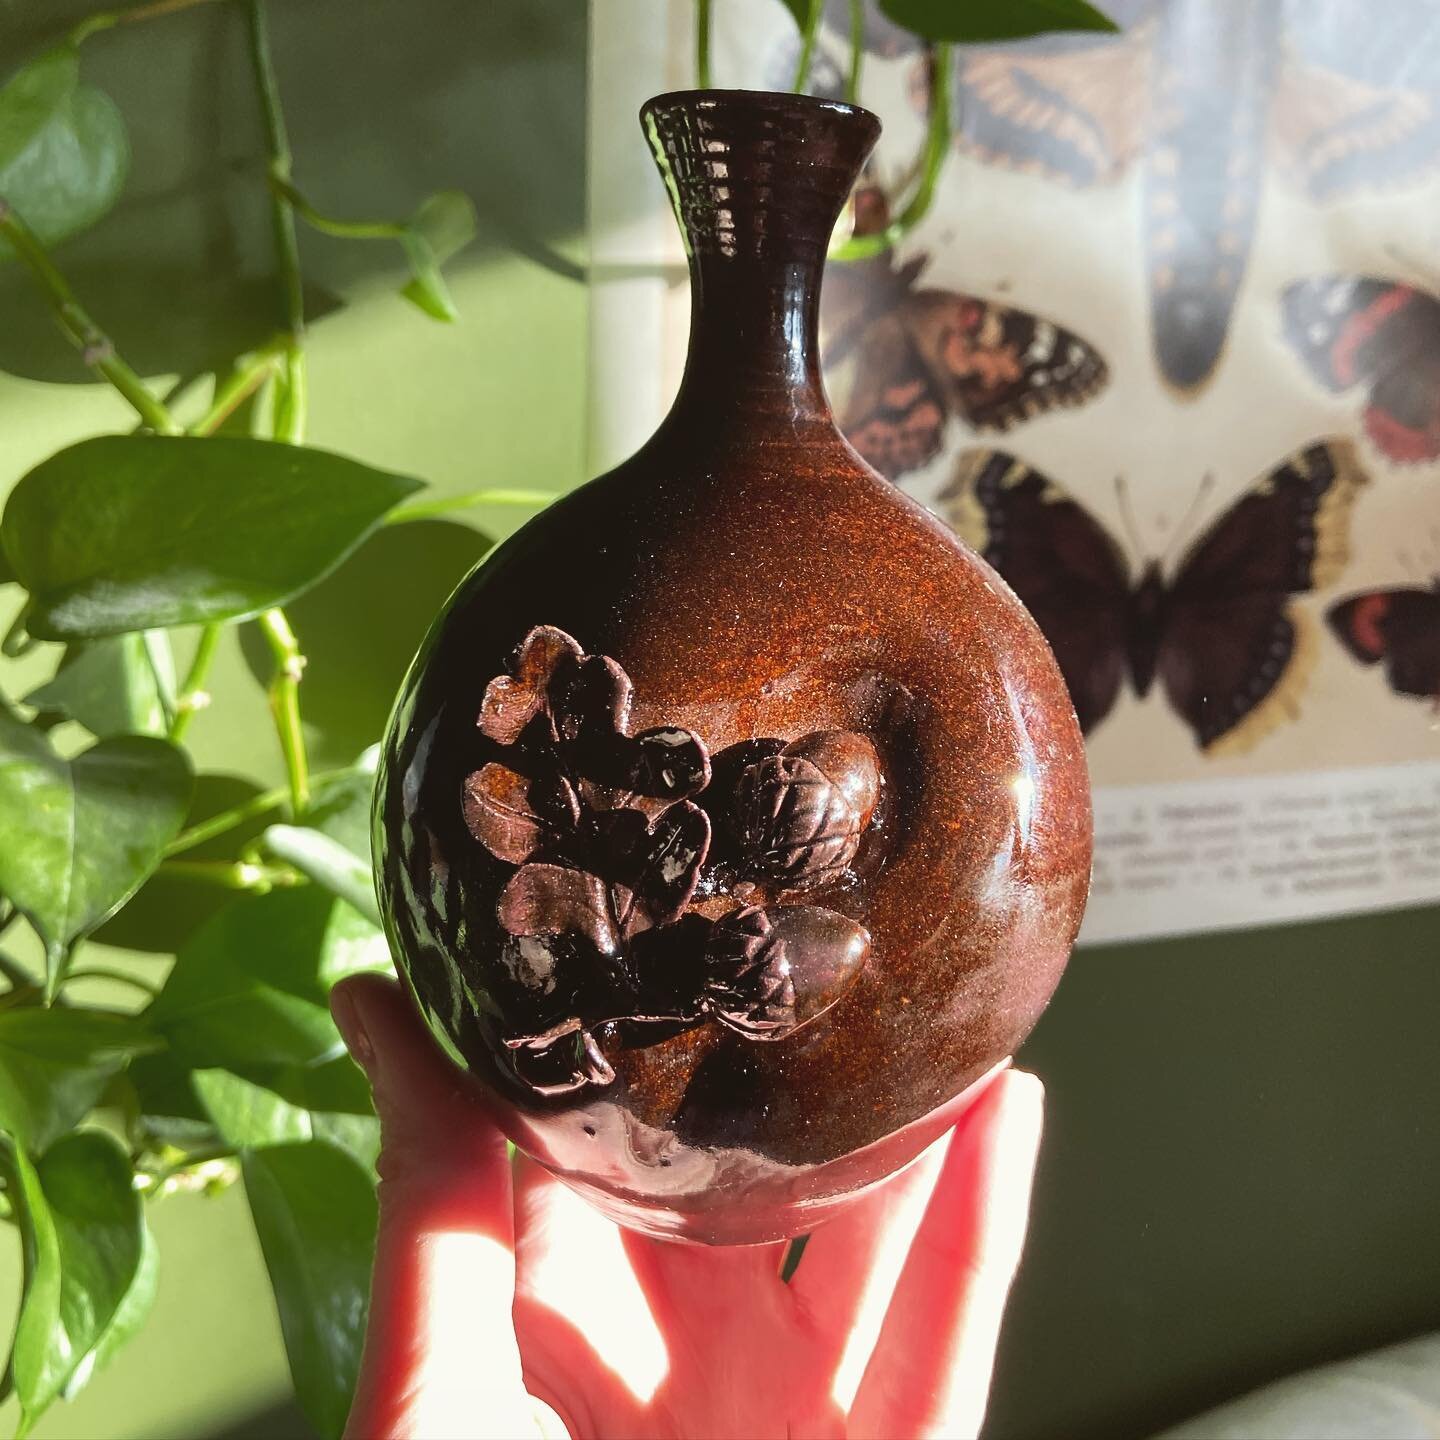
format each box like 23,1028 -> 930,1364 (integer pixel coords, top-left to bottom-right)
164,763 -> 359,856
696,0 -> 713,89
846,0 -> 865,102
141,630 -> 178,728
69,0 -> 225,45
258,608 -> 309,814
246,0 -> 314,815
829,42 -> 953,261
246,0 -> 305,351
385,486 -> 556,525
158,858 -> 306,891
268,177 -> 407,240
188,345 -> 285,438
792,0 -> 820,93
0,201 -> 178,434
169,622 -> 223,742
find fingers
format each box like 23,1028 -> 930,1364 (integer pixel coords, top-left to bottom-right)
788,1062 -> 1009,1413
847,1069 -> 1044,1440
510,1152 -> 663,1431
330,974 -> 539,1440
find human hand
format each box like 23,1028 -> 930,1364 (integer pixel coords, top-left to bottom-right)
330,973 -> 1044,1440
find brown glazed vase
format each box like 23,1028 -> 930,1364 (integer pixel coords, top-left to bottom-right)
373,90 -> 1092,1244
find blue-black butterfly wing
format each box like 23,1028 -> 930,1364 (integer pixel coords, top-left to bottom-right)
941,450 -> 1132,734
1158,441 -> 1368,751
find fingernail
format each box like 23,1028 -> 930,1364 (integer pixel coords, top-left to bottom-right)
330,981 -> 375,1068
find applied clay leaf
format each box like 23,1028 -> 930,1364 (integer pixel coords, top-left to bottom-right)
478,625 -> 581,743
732,730 -> 879,888
462,763 -> 578,864
620,725 -> 711,803
607,800 -> 712,935
705,904 -> 870,1040
550,651 -> 633,746
498,862 -> 619,956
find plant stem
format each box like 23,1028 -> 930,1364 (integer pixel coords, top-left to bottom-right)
846,0 -> 865,102
829,42 -> 953,261
188,345 -> 284,437
62,967 -> 160,998
258,608 -> 309,813
141,629 -> 178,728
165,763 -> 358,856
696,0 -> 713,89
246,0 -> 314,810
169,622 -> 222,742
0,201 -> 179,434
246,0 -> 305,350
385,486 -> 556,525
69,0 -> 225,45
792,0 -> 820,93
268,177 -> 407,240
159,858 -> 306,891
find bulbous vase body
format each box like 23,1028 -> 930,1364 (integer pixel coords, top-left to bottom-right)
374,90 -> 1091,1243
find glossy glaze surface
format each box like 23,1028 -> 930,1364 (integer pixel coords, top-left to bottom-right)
374,90 -> 1092,1243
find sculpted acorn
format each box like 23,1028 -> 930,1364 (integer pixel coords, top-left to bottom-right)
374,90 -> 1091,1243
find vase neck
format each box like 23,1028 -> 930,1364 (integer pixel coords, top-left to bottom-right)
642,90 -> 881,439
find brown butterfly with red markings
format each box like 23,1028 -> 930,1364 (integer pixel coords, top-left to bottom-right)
1282,275 -> 1440,464
1328,584 -> 1440,704
820,187 -> 1108,482
941,440 -> 1368,751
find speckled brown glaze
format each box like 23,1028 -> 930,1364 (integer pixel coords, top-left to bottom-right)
373,90 -> 1092,1244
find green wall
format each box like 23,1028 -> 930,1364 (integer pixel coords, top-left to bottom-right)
0,2 -> 587,1435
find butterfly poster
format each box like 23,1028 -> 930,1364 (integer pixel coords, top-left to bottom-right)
587,0 -> 1440,946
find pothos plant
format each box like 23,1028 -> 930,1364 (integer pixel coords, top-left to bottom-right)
0,0 -> 1113,1436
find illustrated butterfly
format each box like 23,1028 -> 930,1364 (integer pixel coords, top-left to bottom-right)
1281,275 -> 1440,464
940,440 -> 1368,751
1328,583 -> 1440,703
820,189 -> 1108,481
926,0 -> 1440,391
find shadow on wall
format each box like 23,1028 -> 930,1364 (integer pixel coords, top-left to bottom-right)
0,0 -> 585,384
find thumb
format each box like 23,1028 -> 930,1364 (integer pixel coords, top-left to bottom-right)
331,973 -> 539,1440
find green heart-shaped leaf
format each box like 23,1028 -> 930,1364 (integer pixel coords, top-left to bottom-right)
0,713 -> 192,983
63,1218 -> 158,1402
243,1141 -> 377,1440
398,189 -> 475,322
194,1062 -> 378,1169
25,635 -> 170,738
264,824 -> 380,928
1,435 -> 424,640
878,0 -> 1118,41
0,47 -> 128,258
0,1007 -> 160,1153
147,887 -> 380,1072
10,1132 -> 145,1431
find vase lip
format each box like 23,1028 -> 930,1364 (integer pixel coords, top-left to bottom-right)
641,87 -> 881,136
